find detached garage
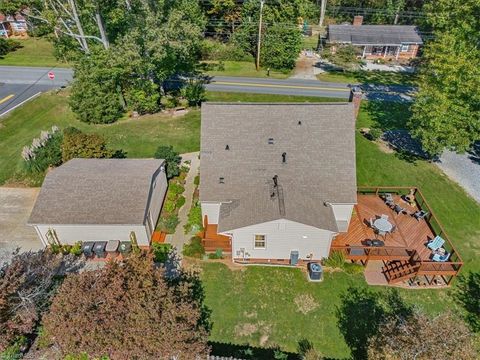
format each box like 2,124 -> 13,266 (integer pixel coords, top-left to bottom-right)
28,158 -> 167,248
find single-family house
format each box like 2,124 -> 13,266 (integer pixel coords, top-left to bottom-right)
0,13 -> 28,38
200,102 -> 357,265
28,158 -> 167,248
327,16 -> 423,60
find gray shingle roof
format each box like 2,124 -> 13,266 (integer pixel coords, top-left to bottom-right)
28,158 -> 165,225
200,103 -> 357,233
328,25 -> 423,45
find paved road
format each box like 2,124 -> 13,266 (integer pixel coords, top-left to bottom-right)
0,66 -> 415,116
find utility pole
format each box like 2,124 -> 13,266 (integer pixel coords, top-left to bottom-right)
256,0 -> 265,71
318,0 -> 327,26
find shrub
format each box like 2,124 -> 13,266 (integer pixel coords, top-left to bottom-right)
169,183 -> 185,195
343,262 -> 364,275
183,236 -> 205,258
194,175 -> 200,186
163,199 -> 176,214
61,245 -> 72,255
369,128 -> 383,141
22,127 -> 63,174
70,242 -> 83,256
184,201 -> 203,235
208,248 -> 223,259
323,251 -> 346,268
176,196 -> 186,209
0,38 -> 21,56
200,38 -> 251,62
181,79 -> 206,107
62,127 -> 125,162
158,214 -> 180,234
0,336 -> 26,360
154,146 -> 181,179
152,243 -> 172,263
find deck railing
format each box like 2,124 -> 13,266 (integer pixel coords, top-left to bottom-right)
330,244 -> 413,261
356,186 -> 463,275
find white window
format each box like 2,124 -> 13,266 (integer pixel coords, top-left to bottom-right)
254,234 -> 266,249
400,44 -> 410,52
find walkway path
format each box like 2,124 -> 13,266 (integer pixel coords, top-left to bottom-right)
166,152 -> 200,252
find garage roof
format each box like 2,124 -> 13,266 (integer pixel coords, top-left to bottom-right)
28,158 -> 166,225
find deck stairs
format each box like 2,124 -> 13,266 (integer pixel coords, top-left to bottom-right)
382,258 -> 421,284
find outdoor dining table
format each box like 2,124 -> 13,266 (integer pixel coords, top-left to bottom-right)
373,218 -> 393,233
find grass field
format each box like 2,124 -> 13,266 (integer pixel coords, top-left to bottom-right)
204,60 -> 292,79
0,38 -> 68,67
0,90 -> 337,186
316,70 -> 418,86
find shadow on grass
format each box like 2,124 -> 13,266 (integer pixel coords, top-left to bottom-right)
209,341 -> 347,360
364,101 -> 413,130
336,286 -> 414,360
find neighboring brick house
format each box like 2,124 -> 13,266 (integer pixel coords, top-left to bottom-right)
327,16 -> 423,61
0,13 -> 28,38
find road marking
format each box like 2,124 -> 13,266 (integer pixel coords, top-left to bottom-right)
212,81 -> 350,92
0,94 -> 14,104
0,92 -> 41,118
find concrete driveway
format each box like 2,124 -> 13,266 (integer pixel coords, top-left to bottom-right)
0,187 -> 42,259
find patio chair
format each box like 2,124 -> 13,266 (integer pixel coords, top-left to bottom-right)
385,199 -> 395,207
427,235 -> 445,251
432,252 -> 450,262
383,193 -> 394,202
390,224 -> 397,233
381,214 -> 389,220
393,204 -> 405,214
369,218 -> 375,228
413,210 -> 429,221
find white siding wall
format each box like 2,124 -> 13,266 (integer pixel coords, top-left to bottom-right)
331,204 -> 354,232
201,202 -> 221,224
34,224 -> 150,247
229,219 -> 334,260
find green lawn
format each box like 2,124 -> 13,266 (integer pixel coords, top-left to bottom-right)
302,35 -> 319,50
203,60 -> 291,79
0,90 -> 337,186
316,70 -> 418,86
0,38 -> 68,67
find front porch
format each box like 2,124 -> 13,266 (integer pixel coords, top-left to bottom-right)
331,187 -> 463,286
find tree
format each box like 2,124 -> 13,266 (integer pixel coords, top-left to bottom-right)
367,311 -> 477,360
0,38 -> 20,57
181,78 -> 206,107
323,44 -> 361,71
42,253 -> 210,359
61,127 -> 126,162
408,0 -> 480,155
0,250 -> 82,351
454,271 -> 480,332
154,145 -> 181,179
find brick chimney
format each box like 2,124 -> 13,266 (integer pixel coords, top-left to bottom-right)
349,87 -> 362,120
353,15 -> 363,26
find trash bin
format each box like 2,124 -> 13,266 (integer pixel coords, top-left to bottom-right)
105,240 -> 120,255
82,241 -> 95,258
290,250 -> 299,266
119,241 -> 132,255
308,262 -> 323,282
93,241 -> 107,258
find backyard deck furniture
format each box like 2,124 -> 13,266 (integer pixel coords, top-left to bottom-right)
391,224 -> 397,233
393,204 -> 405,214
381,214 -> 389,220
105,240 -> 120,254
413,210 -> 429,220
427,235 -> 445,251
383,193 -> 394,202
432,252 -> 450,262
363,239 -> 385,247
373,217 -> 393,234
93,241 -> 107,258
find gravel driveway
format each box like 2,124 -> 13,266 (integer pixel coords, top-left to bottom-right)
0,187 -> 42,262
436,148 -> 480,203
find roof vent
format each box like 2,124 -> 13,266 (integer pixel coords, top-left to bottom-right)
268,138 -> 274,145
225,145 -> 230,150
282,152 -> 287,164
298,121 -> 302,125
219,177 -> 225,184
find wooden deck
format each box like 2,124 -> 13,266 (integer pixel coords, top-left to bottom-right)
333,194 -> 435,261
332,187 -> 463,285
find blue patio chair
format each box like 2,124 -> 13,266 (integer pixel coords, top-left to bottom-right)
427,236 -> 445,251
432,253 -> 450,262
